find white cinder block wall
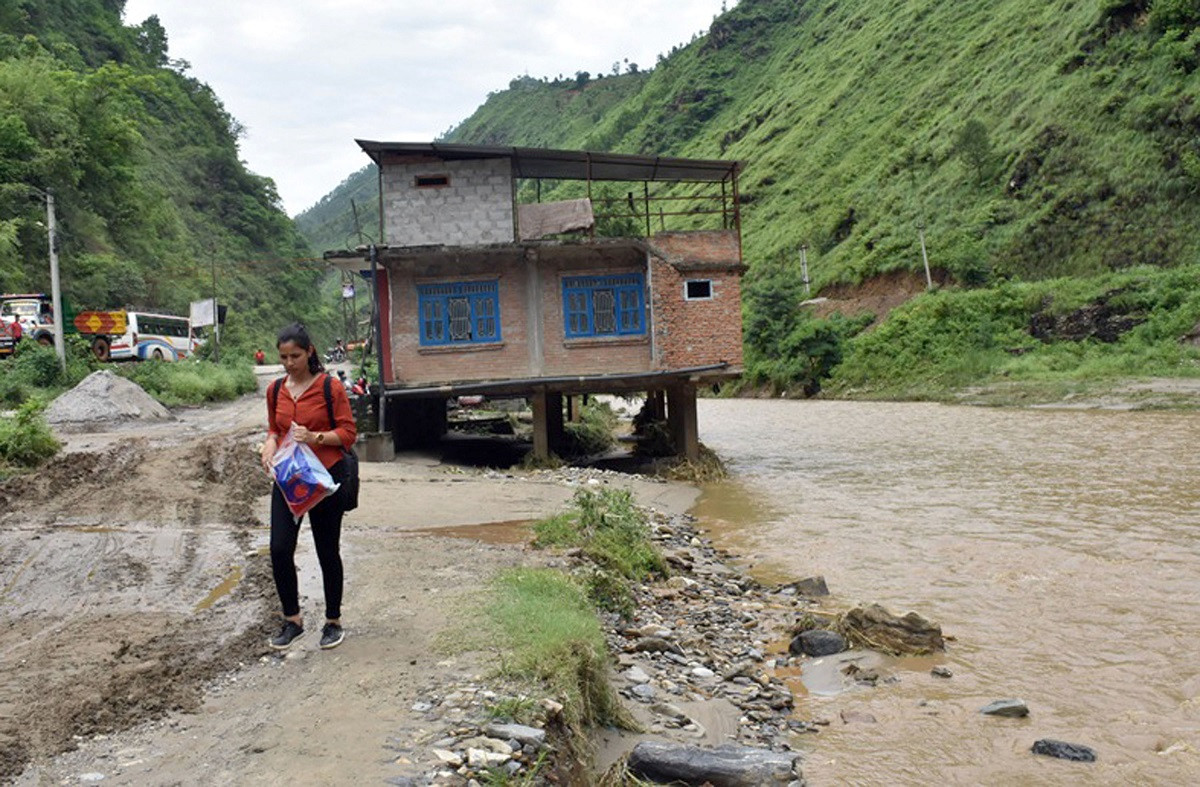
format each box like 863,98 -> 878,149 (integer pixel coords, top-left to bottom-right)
382,158 -> 514,246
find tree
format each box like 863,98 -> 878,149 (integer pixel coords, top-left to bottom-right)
135,15 -> 168,66
955,118 -> 993,185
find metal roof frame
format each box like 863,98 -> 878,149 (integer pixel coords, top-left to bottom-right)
356,140 -> 741,183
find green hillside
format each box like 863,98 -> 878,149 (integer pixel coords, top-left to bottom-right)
298,0 -> 1200,399
0,0 -> 339,355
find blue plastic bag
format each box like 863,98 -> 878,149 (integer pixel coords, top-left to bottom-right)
271,426 -> 340,520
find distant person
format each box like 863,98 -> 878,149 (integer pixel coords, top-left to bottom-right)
336,369 -> 348,388
259,323 -> 357,651
254,348 -> 265,365
9,319 -> 20,342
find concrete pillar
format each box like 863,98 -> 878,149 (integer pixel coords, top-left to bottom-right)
531,389 -> 550,460
667,383 -> 700,461
567,395 -> 583,423
546,392 -> 565,452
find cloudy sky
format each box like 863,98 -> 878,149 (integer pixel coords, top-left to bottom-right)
122,1 -> 731,216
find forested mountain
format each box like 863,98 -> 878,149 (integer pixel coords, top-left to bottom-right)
0,0 -> 338,352
300,0 -> 1200,397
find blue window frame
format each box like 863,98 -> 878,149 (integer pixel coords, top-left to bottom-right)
562,273 -> 646,339
417,280 -> 501,346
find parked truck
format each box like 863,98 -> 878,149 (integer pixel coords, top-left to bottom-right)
0,293 -> 128,361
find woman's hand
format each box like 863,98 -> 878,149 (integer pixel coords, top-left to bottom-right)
293,425 -> 313,445
260,437 -> 278,475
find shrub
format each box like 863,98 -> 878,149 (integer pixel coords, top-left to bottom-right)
562,400 -> 618,457
0,400 -> 61,470
117,359 -> 257,405
532,488 -> 667,617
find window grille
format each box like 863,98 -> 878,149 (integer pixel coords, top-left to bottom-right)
562,273 -> 646,338
417,280 -> 501,346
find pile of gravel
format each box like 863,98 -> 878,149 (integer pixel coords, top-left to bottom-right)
45,370 -> 172,430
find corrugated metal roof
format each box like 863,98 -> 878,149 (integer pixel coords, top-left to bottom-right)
355,140 -> 741,183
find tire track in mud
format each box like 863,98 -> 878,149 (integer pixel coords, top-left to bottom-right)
0,429 -> 276,780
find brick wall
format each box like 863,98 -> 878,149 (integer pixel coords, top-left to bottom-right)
387,254 -> 530,385
381,158 -> 514,247
385,245 -> 654,386
539,250 -> 653,377
647,231 -> 745,370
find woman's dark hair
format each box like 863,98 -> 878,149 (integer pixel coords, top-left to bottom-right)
277,322 -> 323,374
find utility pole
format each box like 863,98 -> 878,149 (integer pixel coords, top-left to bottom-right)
799,244 -> 811,297
46,191 -> 66,371
370,244 -> 386,433
918,221 -> 933,290
210,257 -> 220,362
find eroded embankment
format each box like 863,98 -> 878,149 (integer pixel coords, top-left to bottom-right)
0,432 -> 274,780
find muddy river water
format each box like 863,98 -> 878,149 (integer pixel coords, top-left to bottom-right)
692,399 -> 1200,785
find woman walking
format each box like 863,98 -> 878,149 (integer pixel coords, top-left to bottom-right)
260,323 -> 357,650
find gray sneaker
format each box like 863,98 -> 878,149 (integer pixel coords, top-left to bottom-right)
319,623 -> 344,650
269,620 -> 304,650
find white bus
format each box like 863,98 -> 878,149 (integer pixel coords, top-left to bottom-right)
109,312 -> 198,361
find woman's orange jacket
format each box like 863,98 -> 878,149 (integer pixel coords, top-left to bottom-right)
267,373 -> 357,469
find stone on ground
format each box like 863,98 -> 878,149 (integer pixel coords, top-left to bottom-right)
839,603 -> 944,655
979,699 -> 1029,717
627,741 -> 802,786
1031,739 -> 1096,761
45,370 -> 171,429
789,629 -> 846,657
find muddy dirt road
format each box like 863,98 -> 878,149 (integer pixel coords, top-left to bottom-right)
2,378 -> 696,784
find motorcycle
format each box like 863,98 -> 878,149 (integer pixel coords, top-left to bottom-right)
324,344 -> 346,364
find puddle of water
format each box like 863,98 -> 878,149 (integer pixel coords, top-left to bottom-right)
194,565 -> 243,612
404,519 -> 533,545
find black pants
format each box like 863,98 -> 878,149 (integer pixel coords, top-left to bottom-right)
269,460 -> 346,620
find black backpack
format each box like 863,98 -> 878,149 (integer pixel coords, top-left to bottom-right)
270,375 -> 359,511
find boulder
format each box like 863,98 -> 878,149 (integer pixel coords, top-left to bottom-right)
789,629 -> 846,657
979,699 -> 1029,718
45,370 -> 172,430
779,576 -> 829,597
1031,739 -> 1096,762
482,723 -> 545,748
627,741 -> 802,786
840,710 -> 877,724
839,604 -> 944,655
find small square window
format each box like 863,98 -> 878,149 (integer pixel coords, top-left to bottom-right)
415,174 -> 450,188
685,280 -> 713,300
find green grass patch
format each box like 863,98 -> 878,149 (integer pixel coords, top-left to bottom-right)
534,488 -> 667,582
533,488 -> 667,618
0,400 -> 61,476
485,567 -> 635,733
117,358 -> 257,406
562,400 -> 619,457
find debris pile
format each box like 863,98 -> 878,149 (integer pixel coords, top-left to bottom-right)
45,371 -> 171,430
